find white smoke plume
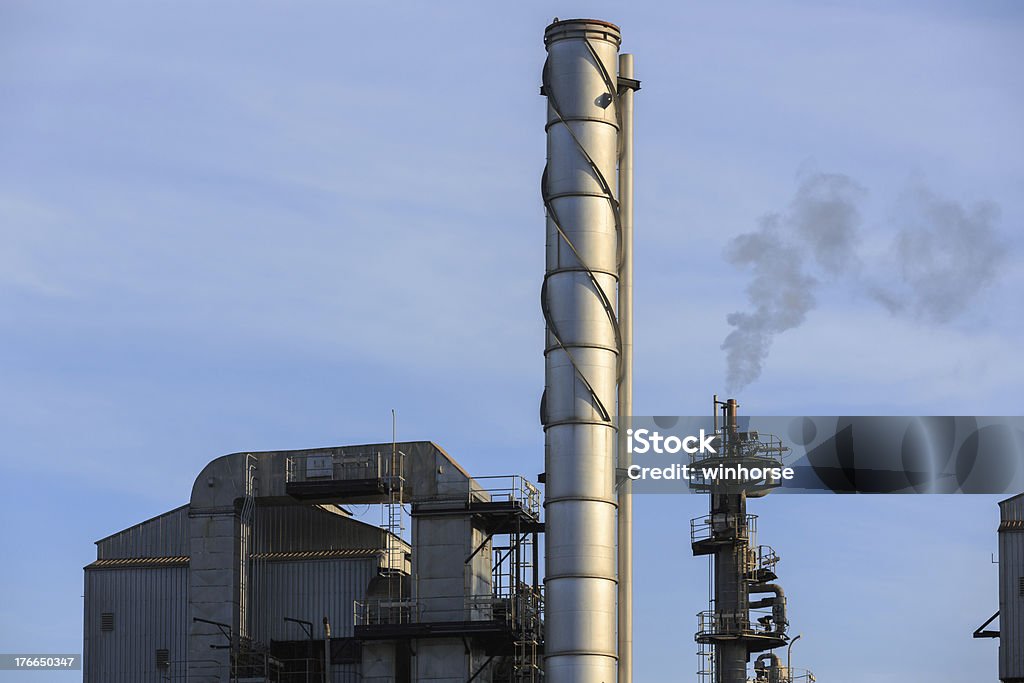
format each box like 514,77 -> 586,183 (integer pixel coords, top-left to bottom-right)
722,173 -> 865,391
721,173 -> 1005,392
869,188 -> 1005,324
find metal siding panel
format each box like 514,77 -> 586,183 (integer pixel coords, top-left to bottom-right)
97,506 -> 190,559
333,665 -> 360,683
1003,532 -> 1019,679
83,566 -> 187,682
255,505 -> 388,555
1003,495 -> 1024,521
1001,497 -> 1024,679
254,558 -> 376,645
84,571 -> 96,682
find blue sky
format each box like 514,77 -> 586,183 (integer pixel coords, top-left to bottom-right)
1,1 -> 1021,681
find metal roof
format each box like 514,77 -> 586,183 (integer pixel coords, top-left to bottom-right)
85,547 -> 388,569
94,504 -> 189,545
252,548 -> 387,561
85,556 -> 189,570
1000,491 -> 1024,505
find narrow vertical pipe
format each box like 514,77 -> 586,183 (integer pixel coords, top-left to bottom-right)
322,617 -> 330,683
616,52 -> 635,683
715,399 -> 749,683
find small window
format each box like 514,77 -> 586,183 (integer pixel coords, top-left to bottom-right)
156,649 -> 170,668
100,612 -> 114,632
1019,576 -> 1024,597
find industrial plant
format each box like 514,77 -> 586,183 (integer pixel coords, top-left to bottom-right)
689,399 -> 814,683
84,442 -> 542,681
82,18 -> 819,683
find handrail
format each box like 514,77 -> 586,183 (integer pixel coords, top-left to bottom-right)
690,513 -> 758,545
472,475 -> 542,517
695,606 -> 784,640
285,450 -> 405,485
284,456 -> 541,518
689,431 -> 790,466
354,588 -> 544,627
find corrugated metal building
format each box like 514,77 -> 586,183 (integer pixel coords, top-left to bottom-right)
83,446 -> 411,683
84,501 -> 394,683
999,492 -> 1024,683
85,505 -> 191,680
83,441 -> 539,683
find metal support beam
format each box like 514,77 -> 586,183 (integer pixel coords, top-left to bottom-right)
467,655 -> 495,683
465,532 -> 496,565
974,611 -> 1000,638
193,617 -> 232,646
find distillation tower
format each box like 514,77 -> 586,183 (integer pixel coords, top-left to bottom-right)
540,18 -> 639,683
690,398 -> 815,683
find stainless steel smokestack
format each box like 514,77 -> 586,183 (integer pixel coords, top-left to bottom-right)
542,18 -> 622,682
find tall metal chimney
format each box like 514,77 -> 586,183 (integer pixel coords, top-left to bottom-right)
541,18 -> 635,682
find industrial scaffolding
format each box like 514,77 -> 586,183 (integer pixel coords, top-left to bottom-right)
691,398 -> 816,683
